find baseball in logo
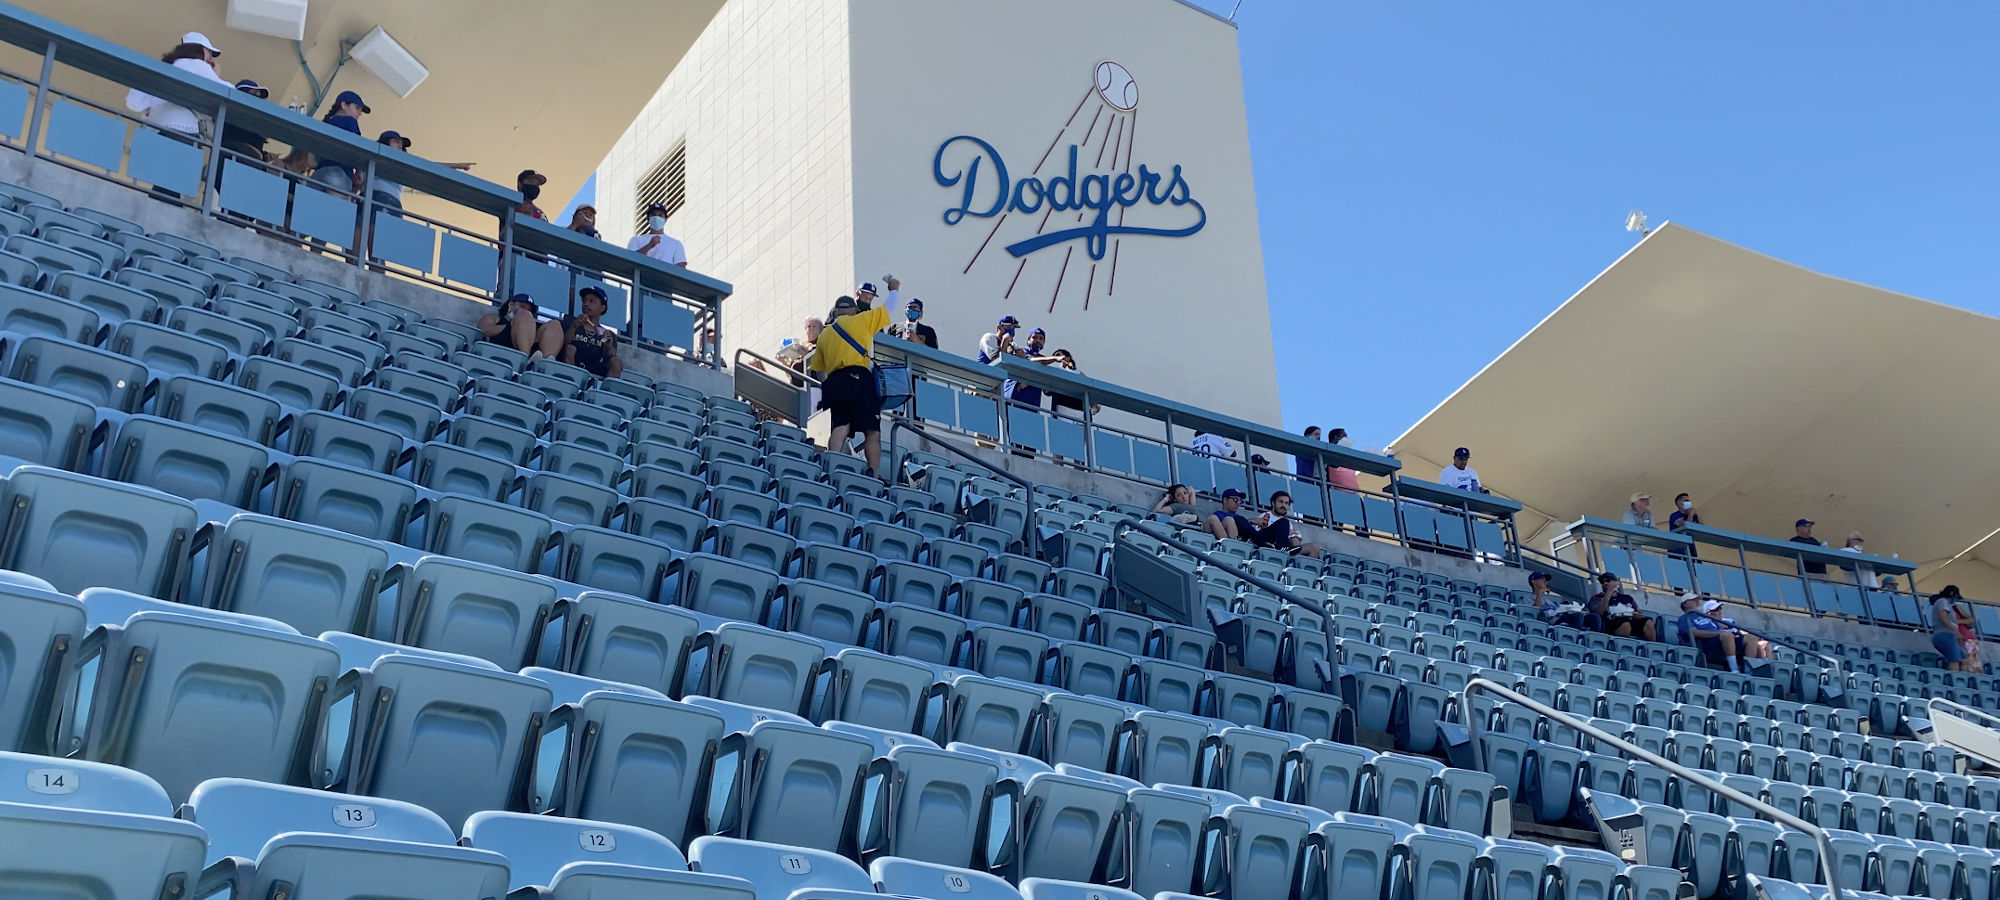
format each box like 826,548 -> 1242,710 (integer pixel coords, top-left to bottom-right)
933,60 -> 1206,312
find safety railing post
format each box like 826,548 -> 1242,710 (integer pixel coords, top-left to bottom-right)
23,39 -> 54,154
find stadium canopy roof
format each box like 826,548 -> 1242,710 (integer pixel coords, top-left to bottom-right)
1390,222 -> 2000,601
5,0 -> 723,222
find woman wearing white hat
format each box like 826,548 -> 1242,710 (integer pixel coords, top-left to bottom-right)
125,32 -> 230,136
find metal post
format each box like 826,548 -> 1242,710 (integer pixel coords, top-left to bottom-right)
1738,544 -> 1760,608
23,40 -> 55,155
355,157 -> 376,267
1162,411 -> 1178,485
494,213 -> 515,302
1080,389 -> 1097,471
199,102 -> 227,213
1388,475 -> 1408,549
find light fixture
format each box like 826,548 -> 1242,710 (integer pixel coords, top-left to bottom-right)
227,0 -> 308,41
349,25 -> 428,98
1625,209 -> 1649,234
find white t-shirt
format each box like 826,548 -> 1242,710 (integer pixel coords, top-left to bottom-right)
1842,546 -> 1881,589
1438,464 -> 1482,492
627,232 -> 688,266
125,58 -> 231,135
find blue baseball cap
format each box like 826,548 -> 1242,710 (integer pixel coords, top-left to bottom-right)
507,293 -> 536,310
998,314 -> 1020,327
376,130 -> 410,148
233,79 -> 268,97
1795,518 -> 1814,528
1221,488 -> 1244,499
856,282 -> 879,296
1528,572 -> 1549,583
905,297 -> 923,309
334,90 -> 370,114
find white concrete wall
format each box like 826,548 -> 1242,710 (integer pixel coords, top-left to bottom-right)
846,0 -> 1280,424
595,0 -> 856,366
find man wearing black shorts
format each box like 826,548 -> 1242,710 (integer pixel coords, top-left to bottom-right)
809,294 -> 892,474
559,286 -> 623,378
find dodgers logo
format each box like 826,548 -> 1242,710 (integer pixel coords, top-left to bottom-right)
934,61 -> 1207,311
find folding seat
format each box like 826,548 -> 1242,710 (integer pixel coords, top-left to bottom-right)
388,555 -> 559,669
274,335 -> 369,387
930,675 -> 1039,754
551,398 -> 624,432
1905,769 -> 1944,805
60,600 -> 339,802
1046,641 -> 1134,701
0,580 -> 86,756
418,493 -> 554,572
1023,593 -> 1090,642
0,282 -> 98,343
542,591 -> 701,698
50,271 -> 158,330
0,759 -> 204,897
1881,797 -> 1925,838
1009,772 -> 1128,883
633,439 -> 702,474
550,420 -> 626,459
109,318 -> 233,381
795,542 -> 876,593
518,370 -> 582,401
667,551 -> 781,625
186,514 -> 387,638
371,366 -> 463,412
1113,708 -> 1211,787
0,376 -> 93,471
705,721 -> 872,851
1305,812 -> 1407,900
858,520 -> 924,564
710,484 -> 780,527
1201,726 -> 1292,801
853,744 -> 1002,868
9,334 -> 148,410
959,521 -> 1016,557
992,552 -> 1054,594
1126,658 -> 1204,716
928,536 -> 991,579
198,298 -> 294,348
842,490 -> 898,525
553,525 -> 673,601
156,374 -> 283,445
629,463 -> 707,509
1206,672 -> 1277,729
953,578 -> 1027,625
1364,751 -> 1444,825
775,474 -> 836,510
104,414 -> 268,509
343,385 -> 445,444
1280,686 -> 1349,744
8,233 -> 104,280
415,439 -> 518,501
877,604 -> 971,667
0,466 -> 197,598
463,810 -> 689,895
1026,692 -> 1126,771
712,521 -> 796,574
1086,607 -> 1154,656
690,622 -> 827,716
782,580 -> 873,647
820,647 -> 934,731
321,647 -> 551,827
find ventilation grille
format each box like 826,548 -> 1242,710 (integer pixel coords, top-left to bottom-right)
635,141 -> 686,229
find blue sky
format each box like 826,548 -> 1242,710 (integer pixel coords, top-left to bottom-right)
1194,0 -> 2000,447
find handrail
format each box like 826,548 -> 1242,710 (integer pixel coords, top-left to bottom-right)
1728,624 -> 1849,690
884,415 -> 1035,552
1926,697 -> 2000,730
1110,517 -> 1333,623
733,348 -> 822,387
1456,678 -> 1849,899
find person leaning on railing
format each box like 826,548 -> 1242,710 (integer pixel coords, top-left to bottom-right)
125,32 -> 229,137
312,90 -> 372,195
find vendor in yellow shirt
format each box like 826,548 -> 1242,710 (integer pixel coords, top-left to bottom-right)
809,294 -> 893,474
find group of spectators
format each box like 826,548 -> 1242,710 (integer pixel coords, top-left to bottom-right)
1153,485 -> 1322,559
1620,492 -> 1894,590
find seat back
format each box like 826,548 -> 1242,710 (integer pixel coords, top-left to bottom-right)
0,375 -> 94,470
556,590 -> 702,696
0,467 -> 196,597
1016,772 -> 1126,882
866,744 -> 999,867
108,414 -> 269,507
181,775 -> 455,864
398,555 -> 559,669
728,722 -> 873,851
463,809 -> 686,890
276,457 -> 416,542
554,691 -> 723,845
199,514 -> 387,637
695,622 -> 826,715
9,334 -> 148,410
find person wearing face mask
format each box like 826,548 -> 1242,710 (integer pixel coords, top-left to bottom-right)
628,201 -> 689,266
126,33 -> 230,138
897,297 -> 938,348
514,169 -> 549,219
978,315 -> 1024,363
1667,492 -> 1701,557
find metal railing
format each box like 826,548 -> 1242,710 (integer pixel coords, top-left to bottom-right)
1925,697 -> 2000,730
1457,678 -> 1849,899
0,0 -> 731,365
885,415 -> 1036,553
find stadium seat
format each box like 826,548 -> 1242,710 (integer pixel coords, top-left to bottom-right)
463,809 -> 688,891
394,554 -> 559,668
0,466 -> 196,598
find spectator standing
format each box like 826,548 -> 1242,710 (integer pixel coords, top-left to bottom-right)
1004,328 -> 1052,409
1840,532 -> 1880,588
1437,447 -> 1484,492
1622,493 -> 1654,528
1931,586 -> 1970,672
809,295 -> 892,474
1154,484 -> 1199,525
771,317 -> 822,373
369,131 -> 474,211
1958,602 -> 1983,673
1047,349 -> 1094,417
126,33 -> 229,137
567,204 -> 600,239
515,169 -> 548,219
558,286 -> 623,378
896,297 -> 938,348
1589,572 -> 1657,641
312,90 -> 371,194
219,79 -> 271,162
1326,428 -> 1361,493
1190,432 -> 1237,459
628,202 -> 688,266
978,315 -> 1024,363
476,293 -> 563,357
1530,571 -> 1597,630
1789,519 -> 1828,575
1667,493 -> 1700,531
1295,426 -> 1323,481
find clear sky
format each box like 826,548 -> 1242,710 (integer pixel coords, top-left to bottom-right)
1191,0 -> 2000,449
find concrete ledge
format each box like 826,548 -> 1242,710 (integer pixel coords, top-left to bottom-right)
0,152 -> 728,397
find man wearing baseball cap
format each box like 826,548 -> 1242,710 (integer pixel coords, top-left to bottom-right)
808,293 -> 895,475
978,315 -> 1024,363
566,204 -> 600,239
897,296 -> 938,348
1789,518 -> 1828,574
1437,446 -> 1485,493
628,201 -> 688,266
514,169 -> 548,220
371,131 -> 474,211
1205,488 -> 1257,541
219,80 -> 271,163
1677,593 -> 1768,672
559,286 -> 622,378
